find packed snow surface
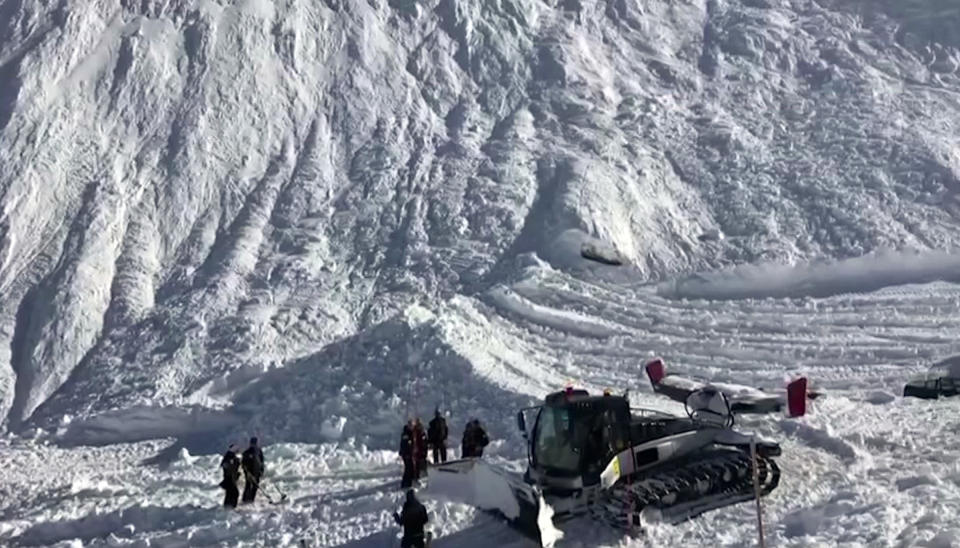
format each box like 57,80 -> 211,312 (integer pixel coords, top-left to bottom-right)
3,0 -> 960,546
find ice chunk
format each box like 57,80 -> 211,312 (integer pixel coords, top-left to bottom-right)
321,416 -> 348,441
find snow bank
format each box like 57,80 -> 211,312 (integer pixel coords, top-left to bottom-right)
778,420 -> 860,463
58,405 -> 242,446
658,250 -> 960,301
13,505 -> 216,546
864,391 -> 897,405
230,314 -> 535,451
486,285 -> 623,339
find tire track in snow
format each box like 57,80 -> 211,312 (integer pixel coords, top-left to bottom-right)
487,266 -> 960,399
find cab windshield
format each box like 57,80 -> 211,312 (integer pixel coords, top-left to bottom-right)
532,405 -> 589,473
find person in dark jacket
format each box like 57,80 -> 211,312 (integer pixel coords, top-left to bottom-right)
471,419 -> 489,457
462,419 -> 490,458
220,444 -> 242,508
412,418 -> 428,478
427,409 -> 448,464
393,489 -> 429,548
461,420 -> 475,458
399,420 -> 416,488
241,437 -> 265,504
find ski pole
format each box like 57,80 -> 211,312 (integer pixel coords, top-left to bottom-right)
247,474 -> 287,504
246,475 -> 276,504
269,480 -> 288,502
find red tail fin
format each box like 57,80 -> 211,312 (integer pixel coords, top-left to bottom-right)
645,359 -> 665,386
786,377 -> 808,418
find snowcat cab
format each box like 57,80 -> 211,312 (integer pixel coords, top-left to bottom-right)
522,388 -> 633,490
517,386 -> 783,528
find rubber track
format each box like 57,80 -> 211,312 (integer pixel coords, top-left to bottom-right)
590,449 -> 780,528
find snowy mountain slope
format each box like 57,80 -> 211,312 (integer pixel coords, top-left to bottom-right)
4,0 -> 960,432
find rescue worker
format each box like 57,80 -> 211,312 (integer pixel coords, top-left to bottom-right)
219,444 -> 242,508
427,408 -> 448,464
393,489 -> 429,548
462,419 -> 490,458
399,419 -> 416,488
470,419 -> 490,457
241,437 -> 265,504
412,417 -> 428,478
461,420 -> 475,458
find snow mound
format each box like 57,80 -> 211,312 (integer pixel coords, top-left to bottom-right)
13,504 -> 216,546
485,284 -> 624,339
779,420 -> 860,463
58,405 -> 242,446
896,475 -> 941,491
658,250 -> 960,300
228,309 -> 536,451
864,391 -> 897,405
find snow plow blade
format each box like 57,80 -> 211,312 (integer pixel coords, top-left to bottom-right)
426,459 -> 550,546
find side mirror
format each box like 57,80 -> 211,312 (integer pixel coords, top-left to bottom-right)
517,411 -> 527,437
